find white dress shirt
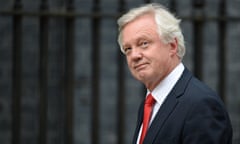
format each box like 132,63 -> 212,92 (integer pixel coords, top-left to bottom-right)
136,63 -> 184,144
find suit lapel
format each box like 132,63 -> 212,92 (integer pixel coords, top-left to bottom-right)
144,91 -> 179,144
143,68 -> 193,144
132,101 -> 144,143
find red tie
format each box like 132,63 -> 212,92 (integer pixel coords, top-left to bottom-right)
139,93 -> 156,144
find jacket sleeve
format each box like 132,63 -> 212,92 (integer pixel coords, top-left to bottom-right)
182,96 -> 232,144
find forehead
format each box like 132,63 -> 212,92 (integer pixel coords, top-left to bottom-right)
121,14 -> 158,44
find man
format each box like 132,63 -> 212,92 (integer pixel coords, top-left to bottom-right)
117,3 -> 232,144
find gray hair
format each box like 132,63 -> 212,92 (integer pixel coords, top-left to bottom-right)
117,3 -> 185,59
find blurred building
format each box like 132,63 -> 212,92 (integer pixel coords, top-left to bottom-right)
0,0 -> 240,144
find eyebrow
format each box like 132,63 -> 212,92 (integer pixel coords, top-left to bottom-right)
122,32 -> 153,47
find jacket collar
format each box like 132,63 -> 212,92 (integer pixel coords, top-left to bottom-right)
133,68 -> 193,144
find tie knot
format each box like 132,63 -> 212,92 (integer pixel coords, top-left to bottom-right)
145,93 -> 155,105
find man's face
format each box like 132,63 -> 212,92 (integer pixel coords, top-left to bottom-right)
121,14 -> 178,90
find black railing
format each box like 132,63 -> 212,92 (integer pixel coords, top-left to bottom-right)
218,0 -> 227,102
91,0 -> 101,144
0,0 -> 239,144
38,1 -> 49,144
11,1 -> 23,144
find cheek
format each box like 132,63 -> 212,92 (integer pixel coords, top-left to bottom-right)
126,59 -> 134,70
126,58 -> 131,66
151,55 -> 165,69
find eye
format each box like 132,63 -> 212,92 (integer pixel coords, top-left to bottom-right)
123,47 -> 132,54
140,41 -> 149,48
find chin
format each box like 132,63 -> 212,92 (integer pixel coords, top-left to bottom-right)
133,70 -> 150,80
136,74 -> 148,82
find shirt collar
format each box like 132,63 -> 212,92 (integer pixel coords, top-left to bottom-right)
147,63 -> 185,104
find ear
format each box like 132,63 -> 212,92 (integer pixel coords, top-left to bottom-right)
169,38 -> 178,56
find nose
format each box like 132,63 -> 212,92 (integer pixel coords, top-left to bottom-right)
129,48 -> 143,61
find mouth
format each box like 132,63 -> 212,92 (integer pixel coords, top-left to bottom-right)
134,63 -> 148,71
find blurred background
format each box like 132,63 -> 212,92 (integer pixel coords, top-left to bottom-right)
0,0 -> 240,144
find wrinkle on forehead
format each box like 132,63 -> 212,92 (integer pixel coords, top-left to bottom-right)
122,14 -> 158,46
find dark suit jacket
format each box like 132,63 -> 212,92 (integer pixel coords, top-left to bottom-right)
133,68 -> 232,144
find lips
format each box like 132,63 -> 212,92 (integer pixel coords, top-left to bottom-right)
134,63 -> 148,71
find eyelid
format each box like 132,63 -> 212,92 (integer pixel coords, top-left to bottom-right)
123,47 -> 131,53
140,40 -> 149,48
